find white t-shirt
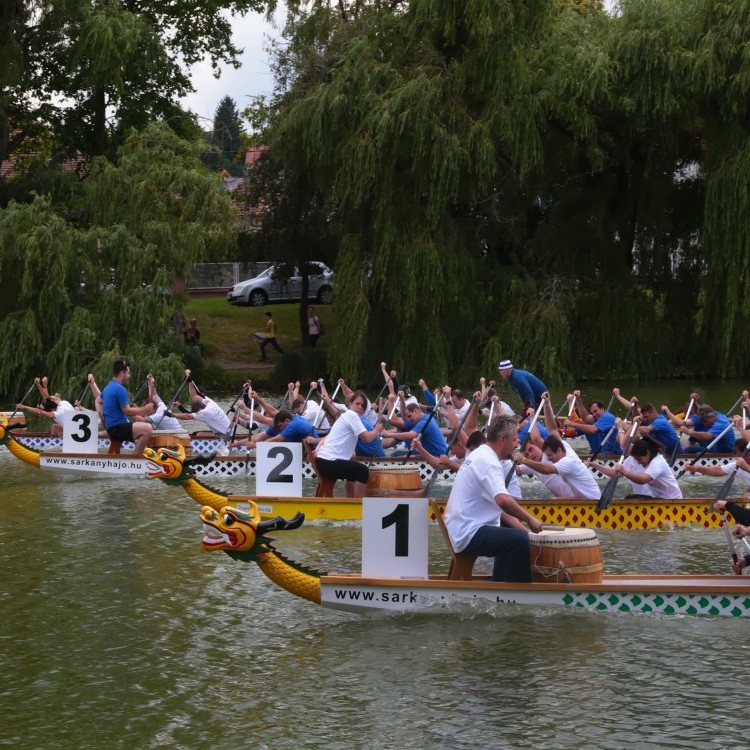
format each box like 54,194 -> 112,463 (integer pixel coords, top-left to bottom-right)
444,444 -> 510,553
720,460 -> 750,488
195,397 -> 231,435
518,454 -> 576,498
482,401 -> 515,418
317,408 -> 367,461
499,458 -> 522,499
54,400 -> 75,425
622,454 -> 682,499
552,442 -> 601,500
148,396 -> 183,432
303,401 -> 330,431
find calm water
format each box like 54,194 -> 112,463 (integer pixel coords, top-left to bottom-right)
1,444 -> 749,750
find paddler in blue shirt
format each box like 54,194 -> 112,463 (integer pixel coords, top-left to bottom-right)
562,390 -> 622,456
665,403 -> 735,453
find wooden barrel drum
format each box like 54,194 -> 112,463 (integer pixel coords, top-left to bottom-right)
529,527 -> 604,584
148,431 -> 192,455
366,464 -> 424,496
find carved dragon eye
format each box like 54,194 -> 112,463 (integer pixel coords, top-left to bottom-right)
159,451 -> 169,461
222,514 -> 235,526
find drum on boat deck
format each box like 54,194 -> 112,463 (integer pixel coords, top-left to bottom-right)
2,411 -> 27,432
529,527 -> 604,584
366,464 -> 424,496
148,431 -> 192,455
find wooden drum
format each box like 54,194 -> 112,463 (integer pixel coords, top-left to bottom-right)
366,464 -> 424,496
148,430 -> 192,455
529,527 -> 604,584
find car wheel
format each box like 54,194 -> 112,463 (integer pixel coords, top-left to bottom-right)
249,289 -> 268,307
317,286 -> 333,304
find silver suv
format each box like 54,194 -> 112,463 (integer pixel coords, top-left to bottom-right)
226,262 -> 334,307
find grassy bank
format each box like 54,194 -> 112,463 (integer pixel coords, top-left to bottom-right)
182,298 -> 334,393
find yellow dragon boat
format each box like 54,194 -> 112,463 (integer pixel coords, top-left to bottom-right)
141,444 -> 739,529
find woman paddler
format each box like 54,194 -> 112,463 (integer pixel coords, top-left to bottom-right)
311,390 -> 384,498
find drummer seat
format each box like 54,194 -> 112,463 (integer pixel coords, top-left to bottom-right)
429,499 -> 476,581
304,441 -> 336,497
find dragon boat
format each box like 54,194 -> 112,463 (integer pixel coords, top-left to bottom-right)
2,420 -> 740,481
198,499 -> 750,618
142,444 -> 743,529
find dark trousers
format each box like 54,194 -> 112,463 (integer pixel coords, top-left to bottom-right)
260,337 -> 284,359
462,525 -> 532,582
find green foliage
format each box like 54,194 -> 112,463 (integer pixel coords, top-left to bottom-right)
246,0 -> 750,384
0,123 -> 236,401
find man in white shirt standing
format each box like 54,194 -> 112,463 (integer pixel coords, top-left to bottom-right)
444,415 -> 543,582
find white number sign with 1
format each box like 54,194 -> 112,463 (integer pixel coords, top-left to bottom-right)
362,497 -> 428,579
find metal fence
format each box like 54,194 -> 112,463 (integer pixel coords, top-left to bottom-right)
187,262 -> 272,290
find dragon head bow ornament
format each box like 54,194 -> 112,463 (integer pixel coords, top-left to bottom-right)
200,502 -> 323,604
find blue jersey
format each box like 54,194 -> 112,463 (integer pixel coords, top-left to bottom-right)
647,414 -> 679,454
507,369 -> 547,407
355,416 -> 385,457
586,412 -> 621,455
690,413 -> 734,453
405,414 -> 448,457
101,379 -> 129,428
269,414 -> 318,442
518,422 -> 550,445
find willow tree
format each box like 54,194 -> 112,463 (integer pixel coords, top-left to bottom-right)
0,122 -> 236,401
692,0 -> 750,376
269,0 -> 554,385
261,0 -> 749,385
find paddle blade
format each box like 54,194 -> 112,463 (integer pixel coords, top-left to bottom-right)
667,439 -> 681,467
714,470 -> 738,504
596,475 -> 619,512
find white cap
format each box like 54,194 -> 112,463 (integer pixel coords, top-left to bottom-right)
498,359 -> 513,370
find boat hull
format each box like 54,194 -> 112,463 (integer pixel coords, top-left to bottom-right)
227,495 -> 732,529
319,574 -> 750,617
5,435 -> 740,481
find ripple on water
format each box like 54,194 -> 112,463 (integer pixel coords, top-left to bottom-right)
1,461 -> 749,749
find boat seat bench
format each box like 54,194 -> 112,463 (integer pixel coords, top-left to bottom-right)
429,499 -> 477,581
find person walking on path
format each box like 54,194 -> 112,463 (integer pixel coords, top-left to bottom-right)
256,312 -> 284,361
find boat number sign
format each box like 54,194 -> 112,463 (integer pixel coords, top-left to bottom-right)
255,442 -> 303,497
62,408 -> 99,453
362,497 -> 428,579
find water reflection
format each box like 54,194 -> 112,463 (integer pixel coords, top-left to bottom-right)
0,452 -> 748,749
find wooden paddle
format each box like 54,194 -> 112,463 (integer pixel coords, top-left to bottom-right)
674,420 -> 735,480
155,374 -> 190,430
504,400 -> 545,484
9,381 -> 37,423
719,511 -> 741,573
75,380 -> 91,408
400,395 -> 444,465
424,395 -> 479,495
709,444 -> 750,507
667,396 -> 694,466
130,377 -> 149,406
591,400 -> 636,463
596,421 -> 639,511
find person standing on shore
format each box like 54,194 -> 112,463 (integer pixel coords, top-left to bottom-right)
307,306 -> 322,347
